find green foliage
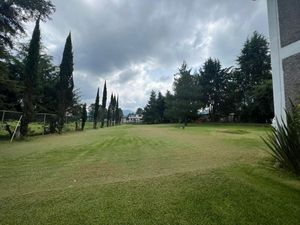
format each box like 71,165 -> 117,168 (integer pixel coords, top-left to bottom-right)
37,52 -> 59,113
81,103 -> 87,130
164,90 -> 177,122
93,88 -> 100,129
115,96 -> 120,125
0,0 -> 55,48
199,58 -> 232,121
107,94 -> 114,126
263,104 -> 300,175
0,57 -> 22,110
173,62 -> 201,124
143,90 -> 158,124
237,31 -> 271,88
101,81 -> 107,128
57,33 -> 74,133
237,31 -> 273,122
248,79 -> 274,123
20,19 -> 41,136
156,92 -> 165,123
136,108 -> 144,115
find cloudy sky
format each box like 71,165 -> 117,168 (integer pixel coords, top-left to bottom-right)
36,0 -> 269,112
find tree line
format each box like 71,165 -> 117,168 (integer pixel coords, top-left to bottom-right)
143,32 -> 273,124
0,1 -> 123,137
89,82 -> 123,129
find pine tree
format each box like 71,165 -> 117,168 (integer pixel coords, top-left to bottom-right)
143,90 -> 158,124
199,58 -> 229,121
115,96 -> 119,125
237,31 -> 272,122
164,90 -> 177,122
111,94 -> 115,126
57,33 -> 74,133
107,94 -> 113,127
156,92 -> 165,123
237,31 -> 271,106
101,81 -> 107,128
20,19 -> 41,136
93,88 -> 100,129
173,62 -> 201,125
81,103 -> 87,130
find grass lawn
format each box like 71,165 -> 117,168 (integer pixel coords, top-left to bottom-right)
0,124 -> 299,225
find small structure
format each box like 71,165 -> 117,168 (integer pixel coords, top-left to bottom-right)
124,114 -> 143,124
267,0 -> 300,124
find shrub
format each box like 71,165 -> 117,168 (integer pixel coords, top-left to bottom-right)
263,104 -> 300,175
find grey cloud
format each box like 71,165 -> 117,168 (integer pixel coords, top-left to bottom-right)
39,0 -> 269,110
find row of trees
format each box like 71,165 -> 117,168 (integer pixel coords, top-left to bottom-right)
0,1 -> 77,136
90,82 -> 123,129
143,32 -> 273,124
0,1 -> 113,136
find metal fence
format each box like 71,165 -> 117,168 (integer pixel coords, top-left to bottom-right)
0,110 -> 93,140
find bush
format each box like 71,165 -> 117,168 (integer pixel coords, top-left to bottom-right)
263,104 -> 300,175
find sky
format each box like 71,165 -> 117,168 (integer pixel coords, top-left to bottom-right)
35,0 -> 269,112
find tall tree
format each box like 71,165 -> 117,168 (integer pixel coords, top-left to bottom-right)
143,90 -> 158,124
81,103 -> 87,130
173,62 -> 201,125
164,90 -> 177,122
237,31 -> 272,122
93,88 -> 100,129
199,58 -> 230,121
237,31 -> 271,106
101,81 -> 107,128
111,94 -> 115,126
57,33 -> 74,133
156,92 -> 165,123
107,94 -> 113,127
115,96 -> 120,125
0,0 -> 55,116
20,19 -> 41,136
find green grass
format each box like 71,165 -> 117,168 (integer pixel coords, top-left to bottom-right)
0,121 -> 94,139
0,124 -> 299,225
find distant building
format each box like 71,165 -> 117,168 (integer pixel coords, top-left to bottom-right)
122,114 -> 143,123
267,0 -> 300,124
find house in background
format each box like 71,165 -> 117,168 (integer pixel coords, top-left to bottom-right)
122,114 -> 143,124
267,0 -> 300,124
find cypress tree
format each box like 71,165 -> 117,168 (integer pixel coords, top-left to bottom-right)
81,103 -> 87,130
101,81 -> 107,128
116,96 -> 119,125
93,88 -> 100,129
107,94 -> 113,127
112,95 -> 116,126
20,18 -> 41,136
57,33 -> 74,133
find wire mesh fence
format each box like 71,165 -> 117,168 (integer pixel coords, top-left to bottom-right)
0,110 -> 94,140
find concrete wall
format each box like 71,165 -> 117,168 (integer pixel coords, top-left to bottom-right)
282,52 -> 300,110
278,0 -> 300,47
